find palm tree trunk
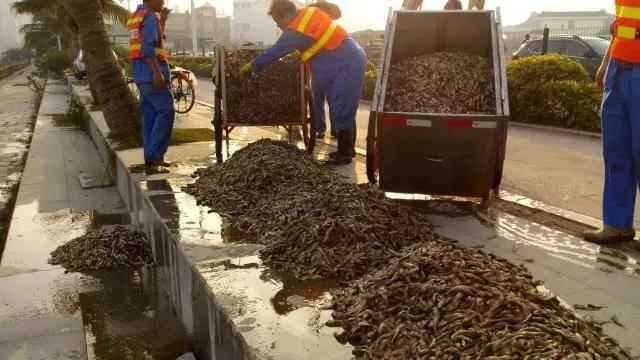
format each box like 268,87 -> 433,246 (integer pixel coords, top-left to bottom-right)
61,0 -> 141,139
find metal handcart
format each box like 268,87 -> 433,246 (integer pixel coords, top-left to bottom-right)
366,10 -> 510,199
212,45 -> 316,163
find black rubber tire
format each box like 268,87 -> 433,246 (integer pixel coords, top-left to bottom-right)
366,111 -> 378,184
302,87 -> 317,153
171,75 -> 195,114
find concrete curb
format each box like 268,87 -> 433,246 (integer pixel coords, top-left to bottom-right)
510,121 -> 602,139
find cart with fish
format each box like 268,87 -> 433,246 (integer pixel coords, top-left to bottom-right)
212,45 -> 316,163
366,9 -> 510,199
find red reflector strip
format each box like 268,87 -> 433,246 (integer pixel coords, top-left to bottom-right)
448,119 -> 473,128
448,120 -> 498,129
381,116 -> 407,127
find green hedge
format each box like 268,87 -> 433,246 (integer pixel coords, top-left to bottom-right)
508,55 -> 601,132
169,56 -> 213,77
41,51 -> 71,75
361,60 -> 378,101
0,61 -> 29,80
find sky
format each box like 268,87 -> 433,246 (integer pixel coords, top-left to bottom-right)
125,0 -> 615,31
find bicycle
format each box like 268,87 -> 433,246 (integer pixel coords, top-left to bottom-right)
27,73 -> 43,93
170,69 -> 195,114
123,65 -> 195,115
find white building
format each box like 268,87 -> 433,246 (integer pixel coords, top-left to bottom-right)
231,0 -> 304,46
0,2 -> 31,54
505,10 -> 613,31
538,11 -> 612,30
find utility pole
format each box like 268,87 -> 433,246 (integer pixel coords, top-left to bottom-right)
191,0 -> 197,56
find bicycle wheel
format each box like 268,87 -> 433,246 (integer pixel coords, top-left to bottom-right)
171,75 -> 195,114
28,81 -> 38,93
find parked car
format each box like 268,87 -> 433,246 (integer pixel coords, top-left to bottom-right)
512,35 -> 610,79
73,49 -> 120,80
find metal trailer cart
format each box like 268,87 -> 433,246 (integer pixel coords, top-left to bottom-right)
212,45 -> 316,163
366,10 -> 510,199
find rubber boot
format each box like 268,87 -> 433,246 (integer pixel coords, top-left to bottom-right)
145,164 -> 171,175
584,226 -> 635,245
329,121 -> 357,159
325,129 -> 352,166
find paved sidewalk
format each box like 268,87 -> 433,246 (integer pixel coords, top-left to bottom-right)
0,68 -> 39,250
0,78 -> 124,359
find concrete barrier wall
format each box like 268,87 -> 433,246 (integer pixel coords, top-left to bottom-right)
67,79 -> 251,359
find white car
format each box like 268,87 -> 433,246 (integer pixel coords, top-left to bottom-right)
73,49 -> 121,80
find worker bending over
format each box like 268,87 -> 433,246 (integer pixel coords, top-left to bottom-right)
584,0 -> 640,246
241,0 -> 367,166
129,0 -> 175,174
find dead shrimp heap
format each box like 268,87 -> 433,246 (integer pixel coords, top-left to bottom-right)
49,226 -> 154,272
185,139 -> 629,359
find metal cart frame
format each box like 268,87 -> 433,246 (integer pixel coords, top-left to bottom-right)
366,9 -> 510,199
212,45 -> 316,163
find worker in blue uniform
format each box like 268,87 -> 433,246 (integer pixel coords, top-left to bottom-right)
584,1 -> 640,246
308,2 -> 342,139
241,0 -> 367,165
129,0 -> 174,174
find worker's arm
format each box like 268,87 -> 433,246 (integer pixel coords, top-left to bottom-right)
141,13 -> 165,89
251,31 -> 314,72
596,36 -> 614,91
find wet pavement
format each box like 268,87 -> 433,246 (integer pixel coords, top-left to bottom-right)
0,67 -> 39,255
0,78 -> 191,359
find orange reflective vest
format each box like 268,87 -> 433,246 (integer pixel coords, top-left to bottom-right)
286,7 -> 347,63
612,0 -> 640,62
127,9 -> 168,62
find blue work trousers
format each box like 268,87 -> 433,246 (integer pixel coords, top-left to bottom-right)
601,60 -> 640,229
313,86 -> 333,134
310,43 -> 367,133
137,82 -> 175,163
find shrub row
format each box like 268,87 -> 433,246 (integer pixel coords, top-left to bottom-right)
40,51 -> 71,75
0,61 -> 29,80
507,55 -> 601,132
169,56 -> 213,78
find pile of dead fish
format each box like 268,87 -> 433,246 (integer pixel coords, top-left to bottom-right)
49,226 -> 154,272
330,241 -> 630,359
384,52 -> 495,114
224,49 -> 302,125
186,140 -> 630,358
185,139 -> 434,280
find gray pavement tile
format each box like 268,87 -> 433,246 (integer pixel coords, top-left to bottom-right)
16,182 -> 69,205
37,200 -> 74,213
523,263 -> 592,296
69,187 -> 125,212
0,314 -> 86,360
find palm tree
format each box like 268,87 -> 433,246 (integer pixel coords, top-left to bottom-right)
61,0 -> 141,138
13,0 -> 128,52
13,0 -> 140,138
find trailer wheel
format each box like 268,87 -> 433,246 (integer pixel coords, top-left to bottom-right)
302,86 -> 317,153
366,112 -> 379,184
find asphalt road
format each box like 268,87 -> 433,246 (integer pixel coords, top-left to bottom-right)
194,77 -> 630,227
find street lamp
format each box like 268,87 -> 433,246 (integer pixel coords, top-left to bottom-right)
191,0 -> 197,56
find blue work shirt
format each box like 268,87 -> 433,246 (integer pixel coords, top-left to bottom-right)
132,4 -> 170,84
251,19 -> 364,82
